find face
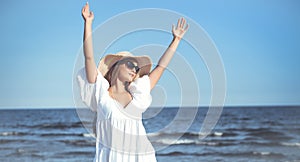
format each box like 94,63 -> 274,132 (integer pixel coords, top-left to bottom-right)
117,59 -> 140,82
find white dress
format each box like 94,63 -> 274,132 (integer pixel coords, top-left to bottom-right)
77,68 -> 157,162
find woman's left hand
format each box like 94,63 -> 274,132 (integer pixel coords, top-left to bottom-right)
172,17 -> 189,39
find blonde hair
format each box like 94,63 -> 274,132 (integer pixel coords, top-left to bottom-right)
104,61 -> 120,85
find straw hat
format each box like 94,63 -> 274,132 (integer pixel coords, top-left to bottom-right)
98,51 -> 152,77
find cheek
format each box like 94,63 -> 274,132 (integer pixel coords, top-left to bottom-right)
119,65 -> 128,73
118,65 -> 131,79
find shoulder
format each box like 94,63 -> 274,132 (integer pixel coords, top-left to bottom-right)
134,75 -> 150,84
129,75 -> 151,94
128,75 -> 152,110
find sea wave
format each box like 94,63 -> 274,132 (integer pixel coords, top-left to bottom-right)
25,122 -> 83,129
157,151 -> 285,158
281,142 -> 300,147
39,132 -> 83,137
157,151 -> 204,156
153,138 -> 231,146
0,131 -> 28,136
82,133 -> 95,138
148,131 -> 237,138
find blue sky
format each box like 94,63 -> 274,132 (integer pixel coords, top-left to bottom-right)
0,0 -> 299,108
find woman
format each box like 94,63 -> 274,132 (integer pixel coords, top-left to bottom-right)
78,2 -> 188,162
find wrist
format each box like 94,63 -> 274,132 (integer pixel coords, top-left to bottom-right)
173,36 -> 182,41
172,36 -> 182,43
84,20 -> 93,26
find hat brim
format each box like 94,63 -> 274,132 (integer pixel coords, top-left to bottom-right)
98,52 -> 152,77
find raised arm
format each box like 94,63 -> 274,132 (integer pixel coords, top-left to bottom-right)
149,18 -> 189,89
82,2 -> 97,83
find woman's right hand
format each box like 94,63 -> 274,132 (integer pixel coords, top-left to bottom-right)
82,2 -> 94,23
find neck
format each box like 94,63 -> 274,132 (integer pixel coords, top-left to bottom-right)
110,78 -> 128,93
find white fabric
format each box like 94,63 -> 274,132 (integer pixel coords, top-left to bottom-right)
77,68 -> 156,162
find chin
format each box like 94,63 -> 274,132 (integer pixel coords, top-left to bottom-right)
128,75 -> 135,82
123,76 -> 133,83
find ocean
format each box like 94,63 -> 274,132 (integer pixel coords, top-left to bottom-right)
0,106 -> 299,162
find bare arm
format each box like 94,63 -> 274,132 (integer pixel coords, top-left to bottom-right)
149,18 -> 189,89
82,2 -> 97,83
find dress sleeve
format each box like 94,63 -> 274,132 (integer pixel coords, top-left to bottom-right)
76,68 -> 109,112
128,75 -> 152,112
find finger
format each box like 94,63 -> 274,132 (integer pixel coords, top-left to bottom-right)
85,2 -> 90,12
83,4 -> 87,12
181,17 -> 186,28
177,18 -> 180,29
184,23 -> 189,31
178,18 -> 182,28
172,24 -> 175,32
180,17 -> 184,28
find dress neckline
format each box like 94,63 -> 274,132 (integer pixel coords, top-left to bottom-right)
109,95 -> 134,109
108,86 -> 134,109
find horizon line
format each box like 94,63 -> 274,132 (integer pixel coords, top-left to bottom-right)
0,104 -> 299,110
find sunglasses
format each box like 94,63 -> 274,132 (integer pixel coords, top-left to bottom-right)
125,61 -> 140,73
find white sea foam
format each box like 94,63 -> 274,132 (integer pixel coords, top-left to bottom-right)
281,142 -> 300,147
253,151 -> 271,156
83,133 -> 95,138
147,132 -> 161,137
0,132 -> 18,136
0,132 -> 11,136
155,138 -> 195,145
154,138 -> 221,146
214,132 -> 223,136
175,139 -> 195,144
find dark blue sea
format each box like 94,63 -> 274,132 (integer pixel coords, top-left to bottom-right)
0,106 -> 299,162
